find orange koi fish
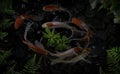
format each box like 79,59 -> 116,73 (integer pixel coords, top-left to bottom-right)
43,5 -> 72,21
14,14 -> 35,30
71,18 -> 91,42
23,40 -> 48,55
43,5 -> 62,11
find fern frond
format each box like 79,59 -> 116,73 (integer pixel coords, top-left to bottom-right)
106,47 -> 120,74
0,49 -> 12,64
0,19 -> 14,29
21,54 -> 42,74
0,32 -> 8,40
6,63 -> 16,74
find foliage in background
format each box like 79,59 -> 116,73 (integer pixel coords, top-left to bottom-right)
89,0 -> 120,23
21,54 -> 42,74
0,50 -> 42,74
0,0 -> 15,14
106,47 -> 120,74
43,28 -> 69,50
100,47 -> 120,74
0,0 -> 14,40
0,19 -> 13,40
0,49 -> 12,64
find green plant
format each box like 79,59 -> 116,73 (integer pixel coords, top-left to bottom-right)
0,32 -> 8,40
6,62 -> 16,74
0,19 -> 13,40
0,49 -> 12,64
106,47 -> 120,74
43,28 -> 69,50
100,47 -> 120,74
21,54 -> 42,74
0,0 -> 15,14
55,35 -> 69,50
0,19 -> 14,29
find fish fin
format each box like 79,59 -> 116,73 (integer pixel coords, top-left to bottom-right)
52,16 -> 62,22
34,40 -> 44,49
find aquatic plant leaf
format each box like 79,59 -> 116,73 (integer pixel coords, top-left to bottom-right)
43,28 -> 69,50
0,49 -> 12,64
54,33 -> 60,39
45,28 -> 51,35
0,19 -> 14,29
43,32 -> 49,38
6,64 -> 16,74
0,0 -> 14,14
0,32 -> 8,40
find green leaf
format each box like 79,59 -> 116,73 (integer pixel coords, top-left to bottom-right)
0,32 -> 8,40
0,0 -> 14,14
0,19 -> 14,29
45,28 -> 51,35
0,49 -> 12,64
6,64 -> 16,74
106,47 -> 120,74
21,54 -> 41,74
43,28 -> 69,50
43,32 -> 49,38
54,33 -> 60,39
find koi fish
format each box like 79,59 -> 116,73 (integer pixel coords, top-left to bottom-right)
43,5 -> 72,21
14,14 -> 35,30
43,5 -> 62,11
24,22 -> 33,40
49,47 -> 83,59
41,21 -> 87,39
51,48 -> 91,65
23,40 -> 48,55
71,18 -> 91,43
42,22 -> 71,28
72,18 -> 88,31
41,21 -> 74,39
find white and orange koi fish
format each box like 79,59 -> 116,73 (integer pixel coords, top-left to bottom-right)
49,47 -> 83,59
23,40 -> 48,55
42,21 -> 71,28
43,5 -> 72,21
50,48 -> 91,65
